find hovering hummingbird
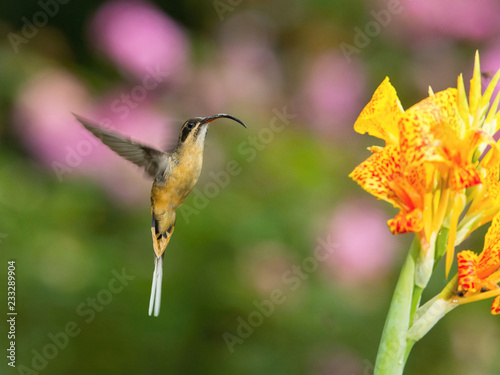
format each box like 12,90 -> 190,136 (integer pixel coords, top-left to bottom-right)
75,114 -> 247,316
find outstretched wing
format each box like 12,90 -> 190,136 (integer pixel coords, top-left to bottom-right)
74,114 -> 169,178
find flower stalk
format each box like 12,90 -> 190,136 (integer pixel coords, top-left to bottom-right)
374,238 -> 419,375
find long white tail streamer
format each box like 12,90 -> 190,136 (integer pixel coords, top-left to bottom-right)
148,256 -> 163,317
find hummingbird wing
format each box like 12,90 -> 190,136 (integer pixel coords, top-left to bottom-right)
74,114 -> 170,178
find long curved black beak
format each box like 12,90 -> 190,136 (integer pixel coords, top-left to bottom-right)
200,114 -> 247,128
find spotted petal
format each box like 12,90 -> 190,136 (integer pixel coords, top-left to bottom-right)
456,213 -> 500,314
349,145 -> 401,208
353,77 -> 403,145
388,208 -> 424,234
399,89 -> 458,168
477,213 -> 500,278
349,145 -> 426,234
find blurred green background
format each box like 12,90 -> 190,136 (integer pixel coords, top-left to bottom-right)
2,1 -> 500,374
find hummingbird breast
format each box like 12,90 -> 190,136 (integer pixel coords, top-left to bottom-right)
151,151 -> 203,231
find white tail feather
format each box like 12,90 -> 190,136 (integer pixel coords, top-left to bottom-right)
148,256 -> 163,317
148,257 -> 158,316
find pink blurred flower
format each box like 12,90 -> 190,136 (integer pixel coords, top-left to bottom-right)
188,13 -> 282,113
482,46 -> 500,74
409,42 -> 462,95
392,0 -> 500,42
13,68 -> 175,205
13,69 -> 93,165
480,44 -> 500,100
296,52 -> 366,137
90,0 -> 189,82
220,41 -> 282,108
239,242 -> 294,296
322,199 -> 399,286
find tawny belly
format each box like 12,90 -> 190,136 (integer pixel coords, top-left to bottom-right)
151,158 -> 202,221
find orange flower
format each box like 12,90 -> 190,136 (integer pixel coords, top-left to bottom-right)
350,80 -> 485,243
367,53 -> 500,373
351,59 -> 499,269
455,213 -> 500,314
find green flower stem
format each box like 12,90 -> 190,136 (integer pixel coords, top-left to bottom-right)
375,228 -> 453,374
404,285 -> 424,363
409,285 -> 423,325
404,229 -> 450,363
435,227 -> 450,262
374,237 -> 420,375
404,339 -> 416,364
406,275 -> 458,344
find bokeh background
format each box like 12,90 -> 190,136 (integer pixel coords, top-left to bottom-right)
1,1 -> 500,374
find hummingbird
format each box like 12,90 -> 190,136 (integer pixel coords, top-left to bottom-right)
75,113 -> 247,316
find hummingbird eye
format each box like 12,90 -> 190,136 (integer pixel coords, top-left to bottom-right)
180,121 -> 197,142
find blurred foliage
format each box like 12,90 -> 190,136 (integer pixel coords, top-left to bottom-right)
1,1 -> 500,375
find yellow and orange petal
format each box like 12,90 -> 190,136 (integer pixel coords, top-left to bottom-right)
444,129 -> 494,190
349,145 -> 401,208
477,212 -> 500,279
457,250 -> 480,295
464,145 -> 500,221
349,144 -> 428,235
353,77 -> 403,145
388,209 -> 423,235
482,156 -> 500,206
400,88 -> 491,191
397,90 -> 458,175
456,213 -> 500,314
448,159 -> 481,190
492,296 -> 500,315
459,51 -> 500,135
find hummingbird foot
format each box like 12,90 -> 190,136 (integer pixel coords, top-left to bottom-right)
150,225 -> 174,258
151,227 -> 162,257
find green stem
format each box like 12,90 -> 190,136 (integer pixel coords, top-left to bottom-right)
404,338 -> 417,364
374,238 -> 420,375
409,285 -> 423,325
404,285 -> 423,364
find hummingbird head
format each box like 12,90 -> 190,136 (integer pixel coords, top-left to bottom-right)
178,114 -> 247,147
